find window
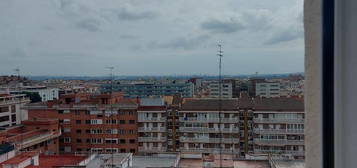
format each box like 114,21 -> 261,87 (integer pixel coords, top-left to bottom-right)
11,114 -> 16,122
119,120 -> 125,124
64,128 -> 71,133
64,137 -> 71,143
120,149 -> 126,153
76,139 -> 82,143
130,149 -> 136,153
129,139 -> 135,144
76,120 -> 81,124
129,120 -> 135,124
119,139 -> 126,144
85,120 -> 91,124
128,130 -> 135,134
58,110 -> 64,114
85,111 -> 90,115
85,129 -> 90,134
76,129 -> 82,134
118,129 -> 125,135
0,116 -> 9,122
75,110 -> 80,115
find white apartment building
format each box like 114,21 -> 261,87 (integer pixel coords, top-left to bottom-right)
22,86 -> 59,102
252,98 -> 305,160
0,94 -> 30,127
255,82 -> 281,98
137,98 -> 167,153
208,81 -> 233,98
178,98 -> 240,155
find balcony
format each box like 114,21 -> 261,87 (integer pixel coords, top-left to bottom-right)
138,147 -> 167,152
179,127 -> 239,133
0,97 -> 30,106
180,137 -> 239,143
253,118 -> 304,124
254,139 -> 304,146
138,137 -> 167,142
138,117 -> 166,122
253,129 -> 304,134
179,117 -> 239,123
254,149 -> 305,156
138,127 -> 166,132
180,148 -> 239,154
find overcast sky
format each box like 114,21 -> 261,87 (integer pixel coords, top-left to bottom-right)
0,0 -> 304,76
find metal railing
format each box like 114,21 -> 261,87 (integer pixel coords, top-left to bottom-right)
179,127 -> 239,133
253,118 -> 304,124
138,137 -> 167,142
179,117 -> 239,123
180,137 -> 239,143
138,147 -> 167,152
180,148 -> 240,154
138,117 -> 166,122
138,127 -> 166,132
253,129 -> 304,134
254,139 -> 304,146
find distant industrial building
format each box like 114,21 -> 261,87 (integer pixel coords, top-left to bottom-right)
100,82 -> 194,98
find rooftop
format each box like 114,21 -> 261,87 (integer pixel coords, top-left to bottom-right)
131,155 -> 178,168
26,155 -> 87,168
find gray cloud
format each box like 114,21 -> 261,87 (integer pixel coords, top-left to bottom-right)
9,48 -> 27,58
264,29 -> 303,45
75,18 -> 101,32
116,8 -> 157,21
201,19 -> 244,34
148,35 -> 211,50
120,35 -> 138,39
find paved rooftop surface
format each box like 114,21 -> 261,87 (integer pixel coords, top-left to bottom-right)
131,156 -> 177,168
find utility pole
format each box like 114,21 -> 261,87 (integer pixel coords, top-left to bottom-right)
106,67 -> 114,167
217,44 -> 223,168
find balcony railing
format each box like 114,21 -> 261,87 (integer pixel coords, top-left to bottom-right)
180,137 -> 239,143
254,139 -> 304,146
138,137 -> 167,142
179,117 -> 239,123
253,118 -> 304,124
138,117 -> 166,122
180,148 -> 240,154
253,129 -> 304,134
0,98 -> 30,106
179,127 -> 239,133
138,147 -> 167,152
138,127 -> 166,132
254,149 -> 305,156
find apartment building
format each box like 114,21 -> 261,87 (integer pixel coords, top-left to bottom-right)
178,98 -> 240,155
21,86 -> 59,101
26,92 -> 139,154
0,119 -> 61,154
101,82 -> 194,98
137,98 -> 167,154
255,82 -> 281,98
252,97 -> 305,160
208,81 -> 233,98
0,94 -> 30,127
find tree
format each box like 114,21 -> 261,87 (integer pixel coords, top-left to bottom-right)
22,92 -> 42,103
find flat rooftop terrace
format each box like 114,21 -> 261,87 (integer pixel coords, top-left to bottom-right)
132,156 -> 178,168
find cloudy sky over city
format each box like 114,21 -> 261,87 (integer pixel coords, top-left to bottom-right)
0,0 -> 304,76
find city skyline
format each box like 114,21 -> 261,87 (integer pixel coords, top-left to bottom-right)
0,0 -> 304,76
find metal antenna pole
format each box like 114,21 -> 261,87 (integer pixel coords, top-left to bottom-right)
106,67 -> 114,167
217,44 -> 223,168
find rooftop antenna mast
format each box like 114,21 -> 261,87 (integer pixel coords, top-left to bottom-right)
106,66 -> 114,167
218,44 -> 223,168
